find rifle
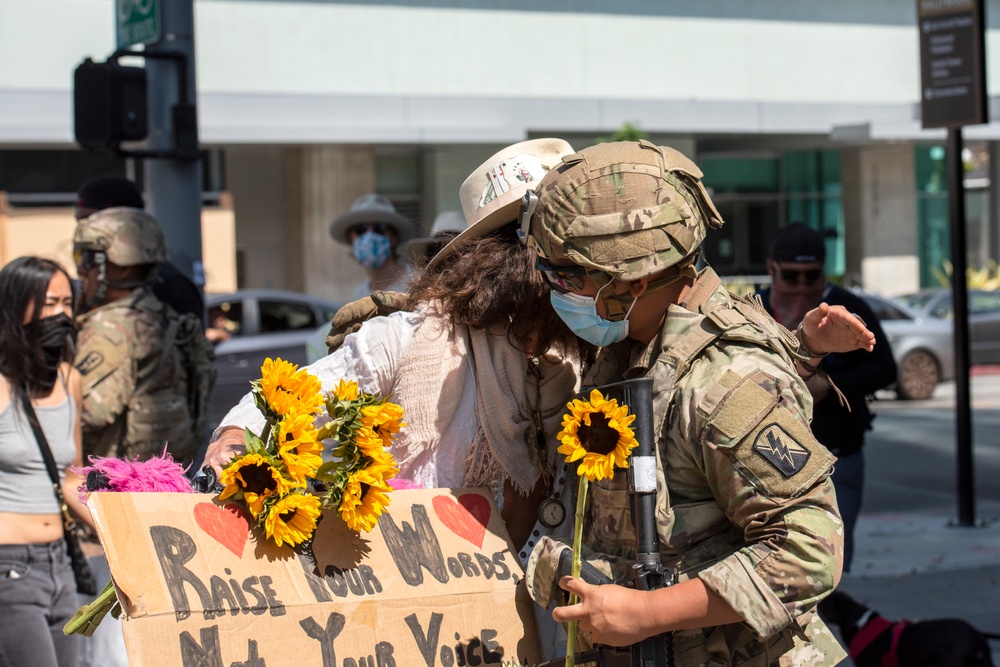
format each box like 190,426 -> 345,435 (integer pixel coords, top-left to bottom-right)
535,378 -> 676,667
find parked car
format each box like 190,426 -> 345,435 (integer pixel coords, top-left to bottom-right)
206,290 -> 342,426
857,291 -> 954,400
896,289 -> 1000,365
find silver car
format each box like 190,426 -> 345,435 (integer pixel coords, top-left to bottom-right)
897,289 -> 1000,365
206,290 -> 342,426
857,291 -> 954,400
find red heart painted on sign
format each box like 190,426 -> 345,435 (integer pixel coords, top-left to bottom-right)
194,502 -> 251,557
432,494 -> 491,549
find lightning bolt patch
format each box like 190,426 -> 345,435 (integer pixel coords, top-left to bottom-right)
753,423 -> 810,477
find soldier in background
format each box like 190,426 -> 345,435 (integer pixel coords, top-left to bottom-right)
72,207 -> 212,466
521,141 -> 845,665
75,174 -> 205,322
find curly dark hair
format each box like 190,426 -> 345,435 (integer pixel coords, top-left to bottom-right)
408,223 -> 572,354
0,257 -> 75,398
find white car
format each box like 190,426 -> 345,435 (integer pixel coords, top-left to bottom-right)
858,292 -> 954,400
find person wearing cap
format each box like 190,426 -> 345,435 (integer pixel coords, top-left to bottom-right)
329,193 -> 420,300
759,222 -> 896,574
520,141 -> 847,665
75,174 -> 205,322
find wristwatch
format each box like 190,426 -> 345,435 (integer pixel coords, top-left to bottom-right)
538,498 -> 566,529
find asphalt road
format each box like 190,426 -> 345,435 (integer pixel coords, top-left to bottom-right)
867,373 -> 1000,519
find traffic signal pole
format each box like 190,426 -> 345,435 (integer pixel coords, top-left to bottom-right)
144,0 -> 204,293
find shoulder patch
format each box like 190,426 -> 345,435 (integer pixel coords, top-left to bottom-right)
77,351 -> 105,375
752,423 -> 810,477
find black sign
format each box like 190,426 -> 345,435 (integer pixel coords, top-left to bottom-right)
917,0 -> 988,128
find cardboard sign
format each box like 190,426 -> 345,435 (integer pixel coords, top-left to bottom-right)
89,489 -> 540,667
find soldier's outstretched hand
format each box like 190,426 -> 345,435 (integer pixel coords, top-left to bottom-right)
800,302 -> 875,354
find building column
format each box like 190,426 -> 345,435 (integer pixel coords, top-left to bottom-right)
841,144 -> 920,296
288,145 -> 376,303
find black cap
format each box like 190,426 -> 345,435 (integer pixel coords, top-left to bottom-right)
76,174 -> 144,211
769,222 -> 825,263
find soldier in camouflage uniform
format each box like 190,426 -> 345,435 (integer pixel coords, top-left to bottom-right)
520,141 -> 846,666
73,207 -> 207,465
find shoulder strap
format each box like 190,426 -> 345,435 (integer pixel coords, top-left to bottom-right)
18,391 -> 71,517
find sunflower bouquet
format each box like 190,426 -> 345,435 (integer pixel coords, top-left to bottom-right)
556,388 -> 638,667
217,359 -> 403,548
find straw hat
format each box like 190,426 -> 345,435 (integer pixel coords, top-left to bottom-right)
404,210 -> 467,266
428,138 -> 574,267
328,193 -> 418,245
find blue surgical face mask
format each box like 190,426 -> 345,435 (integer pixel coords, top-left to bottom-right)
549,284 -> 637,347
352,230 -> 393,270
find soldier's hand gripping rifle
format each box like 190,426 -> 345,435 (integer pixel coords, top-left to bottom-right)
540,378 -> 676,667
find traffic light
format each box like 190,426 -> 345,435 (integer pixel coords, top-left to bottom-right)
74,57 -> 148,151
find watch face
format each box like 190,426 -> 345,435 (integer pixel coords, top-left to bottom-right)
538,498 -> 566,529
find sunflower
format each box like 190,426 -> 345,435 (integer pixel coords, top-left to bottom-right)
259,358 -> 324,416
557,388 -> 638,482
353,425 -> 387,457
219,453 -> 293,517
363,447 -> 399,476
339,466 -> 395,532
359,402 -> 406,448
332,378 -> 359,402
277,412 -> 324,484
263,492 -> 323,547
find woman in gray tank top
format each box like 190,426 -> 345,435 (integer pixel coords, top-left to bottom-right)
0,256 -> 93,667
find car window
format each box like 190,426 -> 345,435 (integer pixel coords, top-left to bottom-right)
259,299 -> 319,333
969,291 -> 1000,315
861,296 -> 908,321
208,300 -> 244,336
929,294 -> 953,319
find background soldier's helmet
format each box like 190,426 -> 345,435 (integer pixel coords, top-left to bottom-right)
524,140 -> 725,281
73,207 -> 168,267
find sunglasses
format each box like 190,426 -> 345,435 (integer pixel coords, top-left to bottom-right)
349,222 -> 391,237
775,264 -> 824,284
535,256 -> 589,293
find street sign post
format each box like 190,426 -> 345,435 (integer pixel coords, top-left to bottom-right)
916,0 -> 987,528
116,0 -> 161,49
917,0 -> 987,129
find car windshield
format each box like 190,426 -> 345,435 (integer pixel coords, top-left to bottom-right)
898,292 -> 935,311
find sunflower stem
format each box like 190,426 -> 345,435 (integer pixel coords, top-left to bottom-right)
565,473 -> 588,667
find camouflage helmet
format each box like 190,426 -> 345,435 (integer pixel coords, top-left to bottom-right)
73,207 -> 168,267
523,140 -> 724,281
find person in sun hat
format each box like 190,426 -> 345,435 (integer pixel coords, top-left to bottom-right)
329,193 -> 420,300
403,210 -> 467,268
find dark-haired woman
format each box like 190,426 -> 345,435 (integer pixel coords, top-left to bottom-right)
0,256 -> 92,667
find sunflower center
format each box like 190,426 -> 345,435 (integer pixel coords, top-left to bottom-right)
359,482 -> 371,500
280,509 -> 297,523
578,413 -> 619,456
243,463 -> 278,494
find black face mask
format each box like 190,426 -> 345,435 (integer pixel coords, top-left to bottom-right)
34,313 -> 76,390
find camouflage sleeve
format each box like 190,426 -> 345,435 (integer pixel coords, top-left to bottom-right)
681,354 -> 843,641
74,315 -> 135,434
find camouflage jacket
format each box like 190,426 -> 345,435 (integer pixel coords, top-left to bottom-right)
536,268 -> 846,667
75,287 -> 197,464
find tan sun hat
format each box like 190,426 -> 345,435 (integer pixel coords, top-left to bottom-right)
404,210 -> 467,266
328,193 -> 418,245
428,138 -> 575,268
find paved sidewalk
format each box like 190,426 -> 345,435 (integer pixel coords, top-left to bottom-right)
831,510 -> 1000,665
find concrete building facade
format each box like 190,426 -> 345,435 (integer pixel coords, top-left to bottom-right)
2,0 -> 1000,301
